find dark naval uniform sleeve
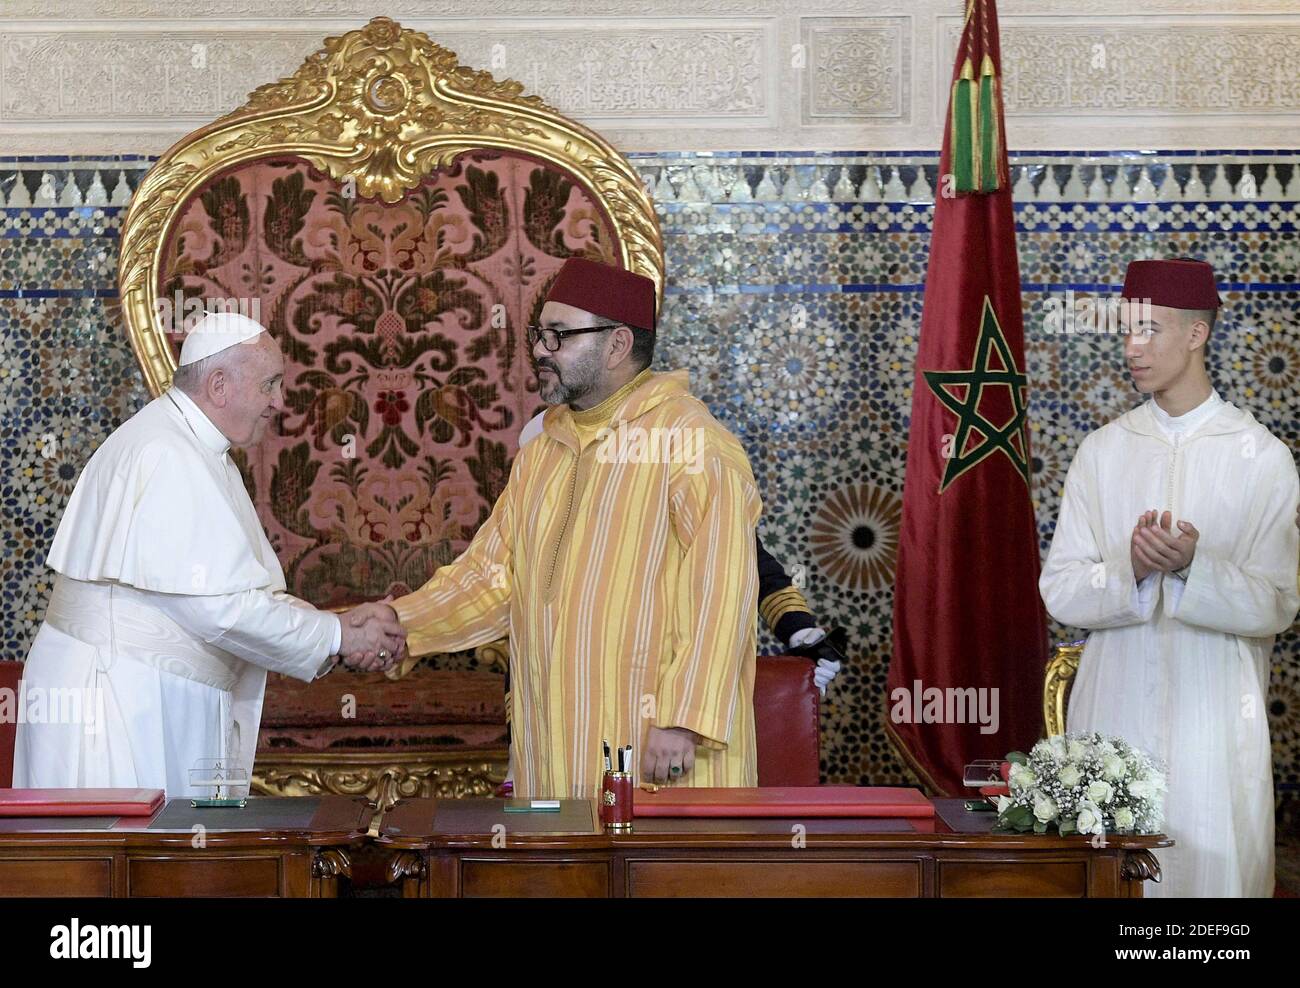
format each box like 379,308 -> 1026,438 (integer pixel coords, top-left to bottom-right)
756,534 -> 817,647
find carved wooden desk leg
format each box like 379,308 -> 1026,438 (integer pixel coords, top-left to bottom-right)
1119,849 -> 1162,898
311,847 -> 353,898
387,850 -> 427,898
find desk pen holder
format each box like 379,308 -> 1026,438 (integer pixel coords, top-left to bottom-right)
600,770 -> 633,829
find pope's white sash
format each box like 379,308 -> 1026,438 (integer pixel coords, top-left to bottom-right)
40,574 -> 265,787
44,575 -> 242,691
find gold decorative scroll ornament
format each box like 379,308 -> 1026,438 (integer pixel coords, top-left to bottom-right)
118,16 -> 665,396
1042,641 -> 1082,738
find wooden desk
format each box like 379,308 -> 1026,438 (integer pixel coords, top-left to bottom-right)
0,796 -> 373,897
377,797 -> 1172,898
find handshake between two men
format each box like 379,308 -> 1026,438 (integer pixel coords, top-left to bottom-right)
335,596 -> 407,673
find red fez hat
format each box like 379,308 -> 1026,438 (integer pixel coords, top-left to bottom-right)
1120,258 -> 1221,310
545,257 -> 657,331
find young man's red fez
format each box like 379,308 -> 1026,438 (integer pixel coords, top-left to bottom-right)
545,257 -> 657,331
1120,258 -> 1221,310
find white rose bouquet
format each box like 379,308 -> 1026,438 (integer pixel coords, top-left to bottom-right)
993,732 -> 1165,837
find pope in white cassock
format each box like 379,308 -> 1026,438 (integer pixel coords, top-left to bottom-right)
1040,258 -> 1300,898
14,312 -> 405,797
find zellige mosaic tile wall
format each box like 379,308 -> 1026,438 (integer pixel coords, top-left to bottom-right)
2,150 -> 1298,802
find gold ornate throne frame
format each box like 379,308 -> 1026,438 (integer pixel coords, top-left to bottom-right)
115,17 -> 665,806
119,16 -> 662,391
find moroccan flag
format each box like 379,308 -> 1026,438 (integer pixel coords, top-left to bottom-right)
886,0 -> 1048,795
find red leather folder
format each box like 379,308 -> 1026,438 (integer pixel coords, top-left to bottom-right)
0,788 -> 166,817
633,786 -> 934,818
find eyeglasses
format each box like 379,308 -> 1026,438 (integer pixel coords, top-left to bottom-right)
526,322 -> 622,352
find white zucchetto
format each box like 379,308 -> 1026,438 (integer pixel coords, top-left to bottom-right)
178,311 -> 268,366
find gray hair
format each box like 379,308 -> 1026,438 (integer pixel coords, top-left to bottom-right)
171,348 -> 242,397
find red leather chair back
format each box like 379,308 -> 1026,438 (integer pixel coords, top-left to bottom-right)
753,655 -> 820,786
0,660 -> 21,787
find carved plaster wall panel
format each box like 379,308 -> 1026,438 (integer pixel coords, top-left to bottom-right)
2,3 -> 1296,152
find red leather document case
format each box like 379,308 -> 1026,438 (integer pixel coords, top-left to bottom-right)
0,788 -> 166,817
633,786 -> 934,818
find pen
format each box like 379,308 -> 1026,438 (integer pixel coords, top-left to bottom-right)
603,739 -> 612,773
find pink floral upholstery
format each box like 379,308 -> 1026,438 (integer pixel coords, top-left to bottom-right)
159,151 -> 618,608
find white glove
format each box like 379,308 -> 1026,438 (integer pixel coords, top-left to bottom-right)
788,627 -> 839,696
788,627 -> 825,648
813,657 -> 841,696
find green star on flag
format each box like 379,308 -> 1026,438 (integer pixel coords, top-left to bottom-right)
921,295 -> 1031,493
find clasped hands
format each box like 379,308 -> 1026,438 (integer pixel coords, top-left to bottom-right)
1130,509 -> 1199,582
336,595 -> 406,672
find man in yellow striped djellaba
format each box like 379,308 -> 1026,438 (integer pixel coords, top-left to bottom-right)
370,257 -> 761,799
